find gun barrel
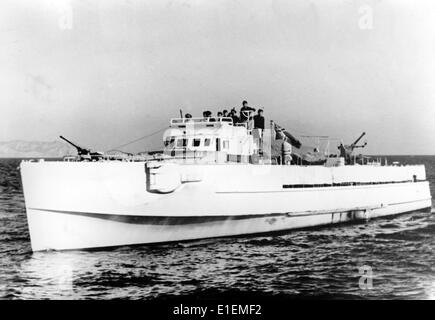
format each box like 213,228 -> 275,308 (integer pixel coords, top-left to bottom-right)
283,130 -> 302,149
59,136 -> 82,150
351,132 -> 366,147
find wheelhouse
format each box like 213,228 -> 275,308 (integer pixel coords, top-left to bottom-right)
162,117 -> 258,163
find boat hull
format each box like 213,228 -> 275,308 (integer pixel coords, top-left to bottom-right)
20,161 -> 432,251
25,197 -> 431,251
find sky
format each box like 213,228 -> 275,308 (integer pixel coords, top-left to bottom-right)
1,0 -> 435,154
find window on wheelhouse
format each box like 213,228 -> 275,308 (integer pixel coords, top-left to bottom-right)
216,138 -> 221,151
223,140 -> 229,150
193,138 -> 201,147
204,138 -> 211,147
164,136 -> 175,147
176,138 -> 188,148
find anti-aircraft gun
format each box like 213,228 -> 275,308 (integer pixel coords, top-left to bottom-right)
59,136 -> 104,161
272,123 -> 327,165
338,132 -> 367,164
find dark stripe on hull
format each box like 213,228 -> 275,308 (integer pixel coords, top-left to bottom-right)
217,180 -> 429,194
282,179 -> 426,189
30,208 -> 285,225
29,198 -> 431,225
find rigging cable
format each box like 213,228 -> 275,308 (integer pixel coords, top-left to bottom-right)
106,127 -> 167,152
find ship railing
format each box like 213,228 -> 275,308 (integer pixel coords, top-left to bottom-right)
63,155 -> 79,162
170,117 -> 233,126
234,122 -> 247,128
234,122 -> 253,134
153,151 -> 210,163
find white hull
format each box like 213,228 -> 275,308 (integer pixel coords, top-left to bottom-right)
20,161 -> 432,251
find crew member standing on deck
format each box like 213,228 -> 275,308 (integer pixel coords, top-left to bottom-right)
203,110 -> 212,119
253,109 -> 265,130
253,109 -> 265,150
230,109 -> 239,124
239,100 -> 256,123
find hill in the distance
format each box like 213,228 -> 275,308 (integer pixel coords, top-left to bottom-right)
0,140 -> 76,158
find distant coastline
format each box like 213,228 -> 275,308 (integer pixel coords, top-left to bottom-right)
0,140 -> 75,158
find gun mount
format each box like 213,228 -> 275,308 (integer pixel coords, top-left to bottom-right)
59,136 -> 104,161
338,132 -> 367,164
274,123 -> 302,149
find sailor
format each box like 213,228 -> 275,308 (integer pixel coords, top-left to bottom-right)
217,111 -> 223,119
253,109 -> 265,130
208,111 -> 216,122
203,110 -> 212,119
240,100 -> 256,123
222,110 -> 228,117
184,113 -> 193,123
230,109 -> 239,124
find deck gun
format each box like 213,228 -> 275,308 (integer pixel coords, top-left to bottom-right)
274,123 -> 302,149
59,136 -> 104,161
338,132 -> 367,164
